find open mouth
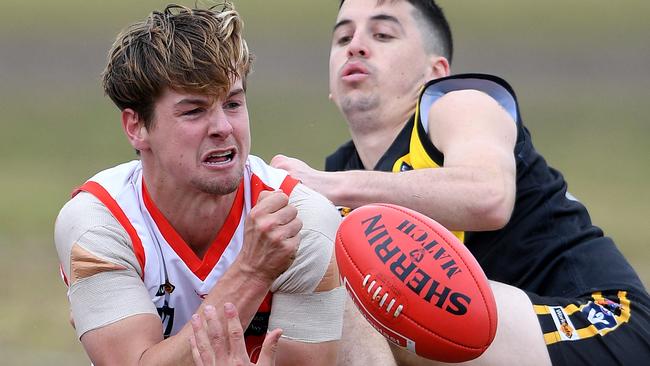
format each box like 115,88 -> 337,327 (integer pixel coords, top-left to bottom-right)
202,149 -> 235,166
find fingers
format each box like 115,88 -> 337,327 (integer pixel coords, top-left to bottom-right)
190,312 -> 215,366
257,328 -> 283,366
190,303 -> 281,366
256,190 -> 294,218
240,189 -> 303,282
203,305 -> 227,358
189,335 -> 203,366
257,191 -> 302,237
223,302 -> 248,360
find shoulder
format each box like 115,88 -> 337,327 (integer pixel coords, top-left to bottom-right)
55,192 -> 140,279
419,73 -> 520,133
55,192 -> 125,246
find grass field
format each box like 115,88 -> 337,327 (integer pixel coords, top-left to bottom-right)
1,1 -> 648,364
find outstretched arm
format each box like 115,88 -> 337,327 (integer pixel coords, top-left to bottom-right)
272,90 -> 517,232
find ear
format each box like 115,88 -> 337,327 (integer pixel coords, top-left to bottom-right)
121,108 -> 150,151
427,56 -> 451,80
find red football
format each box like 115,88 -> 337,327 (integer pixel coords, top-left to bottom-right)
335,203 -> 497,362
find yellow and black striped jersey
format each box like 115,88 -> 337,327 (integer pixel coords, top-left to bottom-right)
326,73 -> 645,298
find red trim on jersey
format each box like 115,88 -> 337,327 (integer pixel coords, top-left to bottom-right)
59,263 -> 69,286
141,179 -> 245,281
250,174 -> 299,206
279,175 -> 300,196
250,175 -> 271,206
75,181 -> 146,278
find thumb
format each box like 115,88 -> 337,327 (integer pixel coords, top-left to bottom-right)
256,328 -> 283,366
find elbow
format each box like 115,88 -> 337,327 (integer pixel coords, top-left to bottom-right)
468,183 -> 514,231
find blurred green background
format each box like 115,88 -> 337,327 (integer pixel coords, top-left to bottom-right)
1,0 -> 648,364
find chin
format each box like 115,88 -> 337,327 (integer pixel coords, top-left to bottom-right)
192,170 -> 243,196
199,179 -> 240,196
341,94 -> 380,114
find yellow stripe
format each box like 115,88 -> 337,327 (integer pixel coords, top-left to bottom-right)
562,303 -> 581,315
592,291 -> 604,301
576,325 -> 600,339
618,291 -> 631,323
544,291 -> 633,345
534,304 -> 550,315
400,95 -> 464,242
543,331 -> 561,345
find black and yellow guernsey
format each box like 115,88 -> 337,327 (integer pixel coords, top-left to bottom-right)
325,73 -> 645,298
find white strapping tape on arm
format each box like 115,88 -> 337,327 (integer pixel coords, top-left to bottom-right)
268,286 -> 346,343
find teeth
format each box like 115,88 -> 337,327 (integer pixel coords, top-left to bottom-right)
209,151 -> 231,158
204,150 -> 233,165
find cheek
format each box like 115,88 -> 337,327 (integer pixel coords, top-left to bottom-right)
329,51 -> 343,87
233,122 -> 251,152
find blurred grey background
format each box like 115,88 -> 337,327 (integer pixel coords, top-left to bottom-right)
1,1 -> 648,364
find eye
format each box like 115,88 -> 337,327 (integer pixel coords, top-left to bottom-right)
336,35 -> 353,45
182,108 -> 204,116
224,101 -> 242,110
374,33 -> 394,41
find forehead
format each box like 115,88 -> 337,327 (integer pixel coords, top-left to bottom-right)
158,78 -> 245,106
337,0 -> 416,24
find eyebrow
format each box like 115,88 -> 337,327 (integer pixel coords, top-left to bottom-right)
175,88 -> 245,107
227,88 -> 245,99
333,14 -> 403,32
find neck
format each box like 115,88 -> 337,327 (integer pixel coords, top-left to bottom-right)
143,169 -> 238,258
345,104 -> 414,169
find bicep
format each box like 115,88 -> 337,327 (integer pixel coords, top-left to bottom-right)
55,194 -> 158,338
428,89 -> 517,170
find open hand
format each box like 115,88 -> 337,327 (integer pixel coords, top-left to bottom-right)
190,303 -> 282,366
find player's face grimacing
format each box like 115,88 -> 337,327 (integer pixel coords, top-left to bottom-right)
329,0 -> 435,118
142,79 -> 251,196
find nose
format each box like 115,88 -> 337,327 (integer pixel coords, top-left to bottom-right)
208,107 -> 233,138
347,32 -> 370,58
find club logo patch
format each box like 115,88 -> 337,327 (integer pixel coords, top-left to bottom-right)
581,301 -> 619,331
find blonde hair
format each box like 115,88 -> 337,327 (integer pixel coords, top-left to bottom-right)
102,3 -> 251,128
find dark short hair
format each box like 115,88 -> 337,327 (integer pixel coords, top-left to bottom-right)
339,0 -> 453,64
102,3 -> 252,129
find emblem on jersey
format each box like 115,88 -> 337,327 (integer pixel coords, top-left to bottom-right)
549,306 -> 576,340
581,301 -> 619,331
338,206 -> 353,217
155,280 -> 176,296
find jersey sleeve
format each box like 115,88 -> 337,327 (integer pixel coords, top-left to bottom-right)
418,73 -> 520,134
54,192 -> 157,338
268,183 -> 346,342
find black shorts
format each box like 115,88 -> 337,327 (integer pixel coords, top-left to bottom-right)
528,289 -> 650,365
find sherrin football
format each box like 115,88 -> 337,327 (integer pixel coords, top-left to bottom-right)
335,203 -> 497,362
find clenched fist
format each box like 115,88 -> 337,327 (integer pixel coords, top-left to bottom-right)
236,190 -> 302,284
